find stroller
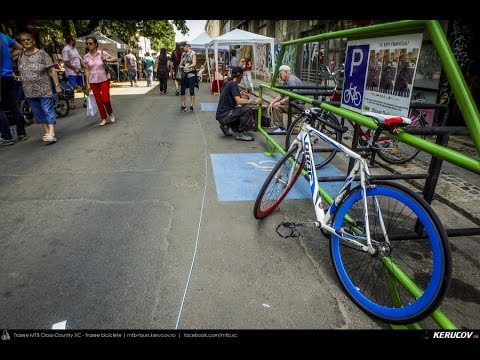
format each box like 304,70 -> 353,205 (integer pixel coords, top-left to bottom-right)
19,81 -> 75,124
52,81 -> 75,117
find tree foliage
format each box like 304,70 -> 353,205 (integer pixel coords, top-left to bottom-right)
0,19 -> 189,53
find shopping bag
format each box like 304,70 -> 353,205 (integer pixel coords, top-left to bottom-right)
86,93 -> 98,117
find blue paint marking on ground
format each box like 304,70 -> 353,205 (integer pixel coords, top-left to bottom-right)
210,153 -> 346,202
200,103 -> 218,112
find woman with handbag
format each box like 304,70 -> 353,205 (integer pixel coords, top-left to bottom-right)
178,41 -> 197,112
83,36 -> 117,126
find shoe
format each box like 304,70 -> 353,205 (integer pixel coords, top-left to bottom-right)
43,135 -> 57,143
18,135 -> 29,141
134,83 -> 139,87
109,114 -> 116,123
235,132 -> 254,141
219,125 -> 233,136
190,106 -> 194,112
99,119 -> 107,126
180,106 -> 187,112
0,139 -> 15,146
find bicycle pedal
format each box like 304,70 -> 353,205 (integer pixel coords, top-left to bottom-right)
276,223 -> 300,238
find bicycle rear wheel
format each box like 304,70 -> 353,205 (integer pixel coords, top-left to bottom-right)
253,143 -> 305,219
329,181 -> 451,324
376,108 -> 427,164
285,111 -> 341,169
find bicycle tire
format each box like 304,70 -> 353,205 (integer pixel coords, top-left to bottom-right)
20,100 -> 35,126
329,181 -> 451,324
253,143 -> 305,219
285,111 -> 341,170
54,99 -> 70,117
376,108 -> 427,164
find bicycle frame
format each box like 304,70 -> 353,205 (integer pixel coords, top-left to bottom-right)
292,122 -> 388,254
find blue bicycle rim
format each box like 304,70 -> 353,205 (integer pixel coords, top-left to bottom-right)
331,185 -> 445,322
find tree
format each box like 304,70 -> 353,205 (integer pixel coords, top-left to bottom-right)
0,19 -> 189,53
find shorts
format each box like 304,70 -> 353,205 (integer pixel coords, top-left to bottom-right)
67,75 -> 84,88
27,97 -> 56,125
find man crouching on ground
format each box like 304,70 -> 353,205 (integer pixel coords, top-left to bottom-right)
215,66 -> 263,141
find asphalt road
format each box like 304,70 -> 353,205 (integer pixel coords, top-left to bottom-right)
1,79 -> 478,332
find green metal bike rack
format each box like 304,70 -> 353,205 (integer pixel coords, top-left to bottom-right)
255,20 -> 480,329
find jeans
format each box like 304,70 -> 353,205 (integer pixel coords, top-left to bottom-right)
217,106 -> 253,133
127,67 -> 137,86
0,76 -> 26,139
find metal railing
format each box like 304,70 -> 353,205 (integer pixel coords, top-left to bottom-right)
255,19 -> 480,330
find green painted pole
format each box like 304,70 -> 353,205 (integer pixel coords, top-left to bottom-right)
381,257 -> 457,329
258,21 -> 474,329
260,84 -> 480,174
425,20 -> 480,154
272,20 -> 425,84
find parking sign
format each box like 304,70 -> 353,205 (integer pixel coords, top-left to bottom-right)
341,33 -> 423,117
342,44 -> 369,111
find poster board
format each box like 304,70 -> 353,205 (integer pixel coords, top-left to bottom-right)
341,33 -> 423,117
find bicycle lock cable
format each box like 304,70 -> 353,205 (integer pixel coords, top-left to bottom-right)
175,108 -> 209,330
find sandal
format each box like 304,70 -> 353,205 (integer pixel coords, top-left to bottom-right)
43,135 -> 57,143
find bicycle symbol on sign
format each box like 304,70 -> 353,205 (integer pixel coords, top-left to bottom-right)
343,83 -> 362,107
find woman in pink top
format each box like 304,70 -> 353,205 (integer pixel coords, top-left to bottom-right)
84,36 -> 117,126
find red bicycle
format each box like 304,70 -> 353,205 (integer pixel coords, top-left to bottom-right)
286,66 -> 430,168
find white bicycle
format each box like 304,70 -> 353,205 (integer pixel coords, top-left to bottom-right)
253,107 -> 451,324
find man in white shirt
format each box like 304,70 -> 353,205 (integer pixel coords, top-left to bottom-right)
61,36 -> 84,109
124,49 -> 138,87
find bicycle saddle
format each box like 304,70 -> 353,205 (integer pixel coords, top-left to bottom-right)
362,111 -> 411,126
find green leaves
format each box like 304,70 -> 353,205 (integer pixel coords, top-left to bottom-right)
1,19 -> 190,53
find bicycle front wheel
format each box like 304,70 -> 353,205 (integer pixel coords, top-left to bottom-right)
285,111 -> 341,169
376,108 -> 427,164
253,143 -> 305,219
329,181 -> 451,324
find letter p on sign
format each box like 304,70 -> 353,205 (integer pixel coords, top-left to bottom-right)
350,49 -> 364,76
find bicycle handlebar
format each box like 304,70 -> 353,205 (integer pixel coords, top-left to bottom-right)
290,101 -> 348,134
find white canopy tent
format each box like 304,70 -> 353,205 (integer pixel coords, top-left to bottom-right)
205,29 -> 275,94
189,32 -> 228,82
190,32 -> 229,51
76,32 -> 126,81
76,31 -> 127,56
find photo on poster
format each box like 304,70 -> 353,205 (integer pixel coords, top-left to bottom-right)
341,33 -> 423,117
